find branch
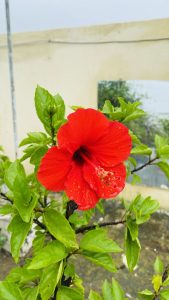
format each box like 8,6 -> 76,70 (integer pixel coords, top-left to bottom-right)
0,192 -> 13,204
33,217 -> 57,241
44,195 -> 48,207
131,157 -> 158,174
51,201 -> 78,299
33,218 -> 46,230
75,219 -> 126,234
66,200 -> 78,219
162,264 -> 169,282
38,198 -> 45,208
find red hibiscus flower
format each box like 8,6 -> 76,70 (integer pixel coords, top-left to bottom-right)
37,108 -> 132,210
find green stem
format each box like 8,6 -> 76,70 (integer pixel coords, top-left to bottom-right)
49,111 -> 55,146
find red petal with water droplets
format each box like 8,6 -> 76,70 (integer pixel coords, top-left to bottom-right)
83,162 -> 126,199
57,108 -> 109,153
65,162 -> 98,210
87,121 -> 132,167
37,146 -> 72,191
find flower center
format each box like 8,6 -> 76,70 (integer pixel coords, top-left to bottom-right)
73,147 -> 89,165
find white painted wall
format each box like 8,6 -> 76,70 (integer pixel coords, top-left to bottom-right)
0,18 -> 169,159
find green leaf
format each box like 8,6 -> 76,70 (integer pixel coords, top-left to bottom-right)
154,257 -> 164,274
138,289 -> 154,300
158,146 -> 169,159
0,281 -> 23,300
156,161 -> 169,180
155,135 -> 169,159
155,135 -> 168,149
22,286 -> 39,300
8,215 -> 32,263
20,140 -> 48,164
64,263 -> 75,278
128,156 -> 137,168
40,262 -> 63,300
163,277 -> 169,287
112,278 -> 125,300
82,251 -> 116,272
130,195 -> 159,224
35,86 -> 65,136
136,215 -> 150,225
129,131 -> 141,145
131,144 -> 152,155
53,94 -> 65,118
0,204 -> 13,215
73,274 -> 84,293
5,267 -> 24,283
71,105 -> 84,111
123,109 -> 145,122
131,174 -> 142,185
19,132 -> 48,147
57,286 -> 84,300
20,146 -> 36,162
20,269 -> 40,284
69,210 -> 94,227
102,280 -> 113,300
32,231 -> 45,255
129,194 -> 144,211
89,290 -> 102,300
101,100 -> 114,114
139,197 -> 159,216
127,219 -> 138,241
5,160 -> 36,222
13,174 -> 37,222
28,240 -> 67,269
5,267 -> 40,284
44,209 -> 78,250
160,289 -> 169,300
101,98 -> 145,122
110,110 -> 124,121
29,145 -> 48,165
80,229 -> 122,253
152,275 -> 162,293
96,200 -> 105,214
4,160 -> 25,191
35,85 -> 55,134
52,94 -> 66,131
125,229 -> 140,271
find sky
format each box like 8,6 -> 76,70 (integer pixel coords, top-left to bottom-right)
1,0 -> 169,34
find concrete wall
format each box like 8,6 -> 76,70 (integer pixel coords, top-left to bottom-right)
1,18 -> 169,159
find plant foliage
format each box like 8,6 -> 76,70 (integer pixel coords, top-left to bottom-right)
0,85 -> 168,299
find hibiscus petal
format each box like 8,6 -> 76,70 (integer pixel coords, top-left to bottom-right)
83,162 -> 126,199
57,108 -> 109,153
37,146 -> 72,191
65,162 -> 98,210
87,121 -> 132,167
